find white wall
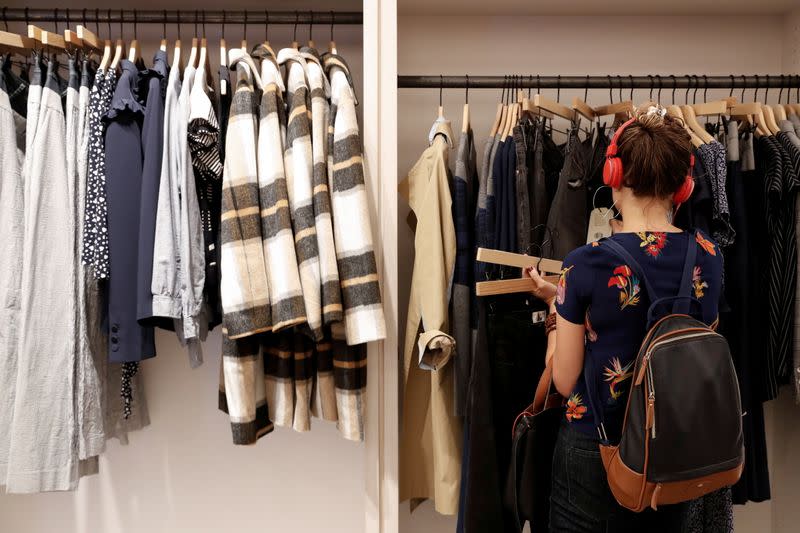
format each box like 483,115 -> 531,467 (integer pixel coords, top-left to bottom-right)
0,2 -> 371,532
397,13 -> 800,533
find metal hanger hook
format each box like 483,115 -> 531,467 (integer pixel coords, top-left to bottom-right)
201,10 -> 206,38
221,10 -> 225,39
439,74 -> 443,108
133,9 -> 138,40
118,9 -> 123,43
657,75 -> 662,103
671,75 -> 677,104
584,75 -> 590,103
465,74 -> 469,104
741,75 -> 746,103
177,10 -> 181,42
617,75 -> 622,103
3,7 -> 8,32
648,75 -> 654,101
54,8 -> 59,34
629,74 -> 634,102
293,11 -> 299,42
608,75 -> 613,104
754,75 -> 759,103
703,75 -> 708,104
556,74 -> 561,102
330,11 -> 335,43
684,74 -> 691,105
779,76 -> 784,105
765,74 -> 770,104
243,10 -> 247,43
264,10 -> 268,41
194,10 -> 198,38
162,10 -> 167,39
309,11 -> 313,42
106,9 -> 111,42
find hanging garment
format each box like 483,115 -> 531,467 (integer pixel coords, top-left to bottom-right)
218,64 -> 231,163
399,120 -> 462,515
697,140 -> 735,247
513,120 -> 533,253
544,122 -> 589,260
530,119 -> 549,245
685,489 -> 734,533
188,58 -> 223,357
75,60 -> 106,461
485,132 -> 502,252
302,47 -> 343,330
220,49 -> 271,339
675,150 -> 713,236
253,47 -> 306,332
219,49 -> 273,445
324,54 -> 386,345
82,62 -> 115,280
453,125 -> 478,416
783,121 -> 800,401
104,58 -> 156,366
474,134 -> 495,282
149,49 -> 183,328
0,59 -> 27,484
776,128 -> 800,398
279,48 -> 324,341
135,51 -> 169,331
720,122 -> 771,505
457,296 -> 547,533
176,61 -> 207,364
758,134 -> 800,400
6,60 -> 79,493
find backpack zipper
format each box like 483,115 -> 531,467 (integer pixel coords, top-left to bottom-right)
639,331 -> 719,440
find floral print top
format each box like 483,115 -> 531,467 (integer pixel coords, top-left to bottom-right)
555,230 -> 722,439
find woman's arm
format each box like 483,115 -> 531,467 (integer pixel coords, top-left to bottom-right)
527,267 -> 587,398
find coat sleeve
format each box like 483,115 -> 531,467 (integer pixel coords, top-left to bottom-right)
412,144 -> 457,371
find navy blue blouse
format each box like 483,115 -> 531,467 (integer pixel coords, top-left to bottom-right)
555,230 -> 723,439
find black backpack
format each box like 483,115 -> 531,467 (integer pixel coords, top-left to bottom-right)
590,232 -> 744,512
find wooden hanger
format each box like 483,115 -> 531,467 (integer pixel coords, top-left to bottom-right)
573,97 -> 596,121
489,102 -> 503,137
534,94 -> 576,122
28,25 -> 66,51
692,100 -> 727,117
762,104 -> 781,134
188,36 -> 198,69
63,29 -> 84,50
475,248 -> 561,296
680,105 -> 715,144
667,105 -> 703,148
0,30 -> 35,54
76,25 -> 102,53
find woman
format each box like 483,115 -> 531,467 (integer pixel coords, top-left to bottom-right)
525,104 -> 723,532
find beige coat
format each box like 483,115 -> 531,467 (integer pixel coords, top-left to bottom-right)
399,121 -> 462,515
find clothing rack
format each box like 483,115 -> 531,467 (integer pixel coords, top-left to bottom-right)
0,8 -> 362,25
398,75 -> 800,90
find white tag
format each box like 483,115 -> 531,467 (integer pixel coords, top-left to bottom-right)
532,310 -> 547,324
587,208 -> 613,243
221,79 -> 227,96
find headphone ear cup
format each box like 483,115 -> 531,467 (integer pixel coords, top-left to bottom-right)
603,157 -> 623,189
673,176 -> 695,205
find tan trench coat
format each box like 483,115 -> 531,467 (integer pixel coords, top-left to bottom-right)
399,121 -> 462,515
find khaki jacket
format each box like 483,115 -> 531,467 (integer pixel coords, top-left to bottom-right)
399,121 -> 462,515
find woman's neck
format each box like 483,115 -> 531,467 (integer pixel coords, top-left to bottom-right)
618,198 -> 681,233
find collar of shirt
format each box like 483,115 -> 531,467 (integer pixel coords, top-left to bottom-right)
323,53 -> 358,106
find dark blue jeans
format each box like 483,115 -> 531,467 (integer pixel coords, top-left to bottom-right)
549,420 -> 688,533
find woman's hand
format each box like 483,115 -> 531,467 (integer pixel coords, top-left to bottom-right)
524,266 -> 557,307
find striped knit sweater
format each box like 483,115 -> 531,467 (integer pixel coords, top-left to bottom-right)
324,54 -> 386,346
278,48 -> 324,342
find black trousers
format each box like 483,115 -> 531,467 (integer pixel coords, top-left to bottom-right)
458,295 -> 547,533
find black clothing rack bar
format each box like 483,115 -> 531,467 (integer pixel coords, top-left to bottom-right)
398,75 -> 800,89
1,8 -> 362,25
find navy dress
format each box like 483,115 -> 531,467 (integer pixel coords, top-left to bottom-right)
104,59 -> 156,363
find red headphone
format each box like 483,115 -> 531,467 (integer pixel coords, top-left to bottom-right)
603,117 -> 695,205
